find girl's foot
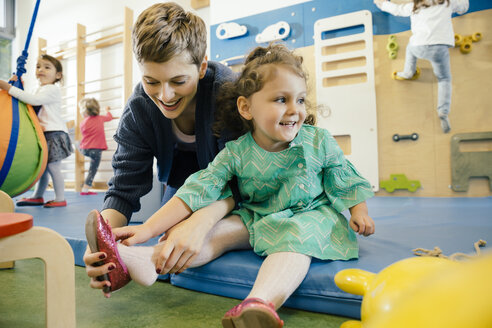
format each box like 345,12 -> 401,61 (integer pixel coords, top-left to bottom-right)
222,298 -> 284,328
80,191 -> 98,195
85,209 -> 131,293
16,197 -> 44,206
116,244 -> 159,286
392,67 -> 421,80
439,115 -> 451,133
43,200 -> 67,208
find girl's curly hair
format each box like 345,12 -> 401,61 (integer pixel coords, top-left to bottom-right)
214,43 -> 315,139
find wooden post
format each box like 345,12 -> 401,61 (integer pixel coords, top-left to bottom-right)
123,7 -> 133,104
75,24 -> 86,192
38,38 -> 47,56
191,0 -> 210,10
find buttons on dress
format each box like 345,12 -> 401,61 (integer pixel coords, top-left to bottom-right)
298,163 -> 304,168
299,184 -> 305,189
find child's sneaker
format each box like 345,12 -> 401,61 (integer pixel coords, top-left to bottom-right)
80,191 -> 98,195
16,197 -> 44,206
43,200 -> 67,208
392,67 -> 421,80
222,298 -> 284,328
439,115 -> 451,133
85,209 -> 131,293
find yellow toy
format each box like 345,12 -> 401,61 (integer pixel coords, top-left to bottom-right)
454,32 -> 483,54
386,35 -> 398,59
335,252 -> 492,328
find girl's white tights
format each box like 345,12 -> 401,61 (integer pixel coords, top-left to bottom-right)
247,252 -> 311,309
33,160 -> 65,201
117,215 -> 251,286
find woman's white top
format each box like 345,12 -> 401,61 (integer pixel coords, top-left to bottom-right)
380,0 -> 469,47
9,84 -> 68,133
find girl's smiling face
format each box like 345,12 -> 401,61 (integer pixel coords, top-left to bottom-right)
238,65 -> 307,152
36,58 -> 61,85
139,52 -> 207,122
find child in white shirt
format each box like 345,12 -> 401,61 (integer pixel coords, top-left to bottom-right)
374,0 -> 469,133
0,54 -> 72,207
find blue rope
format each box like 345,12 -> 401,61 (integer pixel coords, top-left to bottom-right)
0,0 -> 42,189
14,0 -> 41,83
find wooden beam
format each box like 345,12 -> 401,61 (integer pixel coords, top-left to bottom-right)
191,0 -> 210,10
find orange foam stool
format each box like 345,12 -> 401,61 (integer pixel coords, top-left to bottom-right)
0,212 -> 76,327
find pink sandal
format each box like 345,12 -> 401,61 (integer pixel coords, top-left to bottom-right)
222,298 -> 284,328
85,209 -> 131,293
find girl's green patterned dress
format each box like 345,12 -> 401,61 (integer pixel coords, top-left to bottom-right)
175,125 -> 374,260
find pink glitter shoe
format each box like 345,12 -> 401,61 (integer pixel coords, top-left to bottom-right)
85,209 -> 131,293
222,298 -> 284,328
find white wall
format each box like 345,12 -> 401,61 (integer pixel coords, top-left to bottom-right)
14,0 -> 209,90
211,0 -> 311,25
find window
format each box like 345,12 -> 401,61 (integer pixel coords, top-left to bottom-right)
0,0 -> 15,39
0,0 -> 14,80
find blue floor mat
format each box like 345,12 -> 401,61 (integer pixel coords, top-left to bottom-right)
13,192 -> 492,318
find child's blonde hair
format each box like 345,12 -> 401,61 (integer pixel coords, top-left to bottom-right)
79,98 -> 100,116
413,0 -> 449,12
214,43 -> 315,139
132,2 -> 207,67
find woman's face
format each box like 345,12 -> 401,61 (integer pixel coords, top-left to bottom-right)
139,53 -> 207,120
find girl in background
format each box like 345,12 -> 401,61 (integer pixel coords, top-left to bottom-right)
0,54 -> 72,207
87,43 -> 375,328
374,0 -> 469,133
78,97 -> 113,195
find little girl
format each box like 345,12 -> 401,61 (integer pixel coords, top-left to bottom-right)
78,97 -> 113,195
86,44 -> 375,327
0,54 -> 72,207
374,0 -> 469,133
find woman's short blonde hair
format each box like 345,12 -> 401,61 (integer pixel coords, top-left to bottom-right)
132,2 -> 207,67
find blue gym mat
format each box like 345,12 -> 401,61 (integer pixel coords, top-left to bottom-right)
13,192 -> 492,318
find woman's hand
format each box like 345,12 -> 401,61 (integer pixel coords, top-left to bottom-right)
83,209 -> 127,297
349,202 -> 375,236
113,224 -> 154,246
83,246 -> 114,298
154,215 -> 211,274
154,197 -> 235,274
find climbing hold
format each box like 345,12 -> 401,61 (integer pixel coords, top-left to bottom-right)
472,32 -> 482,42
454,34 -> 463,47
392,133 -> 419,142
460,42 -> 472,54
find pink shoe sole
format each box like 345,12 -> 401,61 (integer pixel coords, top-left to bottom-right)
222,298 -> 284,328
16,197 -> 44,206
80,192 -> 98,195
43,200 -> 67,208
85,209 -> 130,293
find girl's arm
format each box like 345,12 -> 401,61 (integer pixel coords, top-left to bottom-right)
452,0 -> 469,15
8,84 -> 60,106
102,106 -> 113,121
0,80 -> 12,91
374,0 -> 413,17
154,196 -> 235,274
112,195 -> 235,275
348,202 -> 375,236
113,196 -> 194,246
